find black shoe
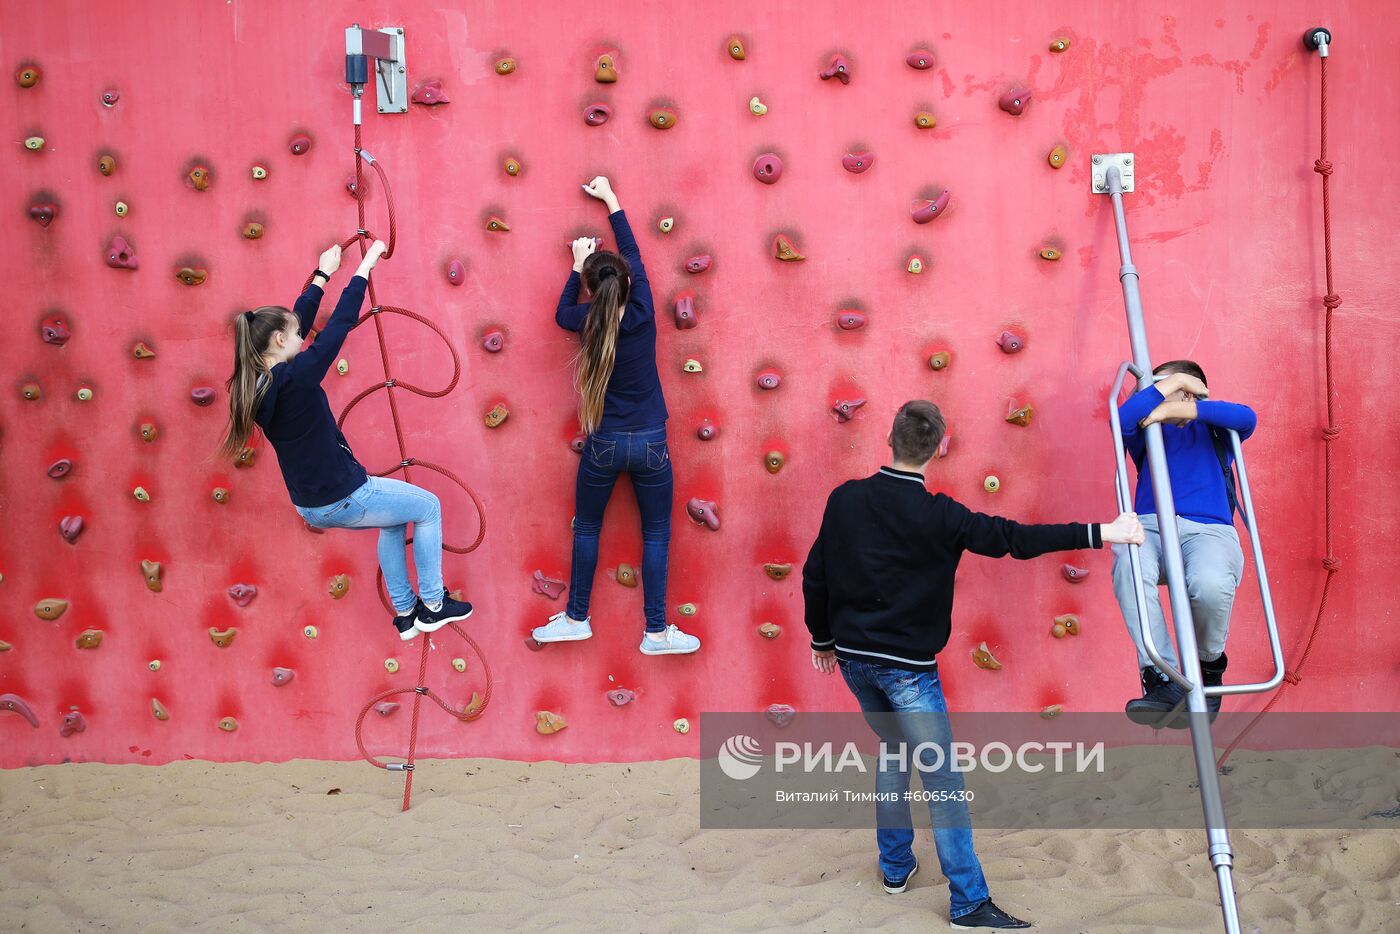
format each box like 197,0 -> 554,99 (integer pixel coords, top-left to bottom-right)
1201,652 -> 1228,720
414,594 -> 473,633
882,857 -> 918,894
1125,666 -> 1188,729
951,898 -> 1031,929
392,606 -> 420,642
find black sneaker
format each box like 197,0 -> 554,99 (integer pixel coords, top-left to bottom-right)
1201,652 -> 1228,720
414,594 -> 473,633
1125,666 -> 1188,729
951,898 -> 1031,929
882,857 -> 918,894
392,607 -> 419,642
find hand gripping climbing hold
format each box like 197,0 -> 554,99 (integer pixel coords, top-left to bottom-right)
832,398 -> 866,422
328,574 -> 350,599
288,133 -> 312,155
535,711 -> 567,734
29,202 -> 57,228
1048,145 -> 1067,169
151,699 -> 169,720
60,710 -> 87,737
756,369 -> 781,390
906,50 -> 935,69
584,103 -> 611,126
482,330 -> 504,353
36,599 -> 69,620
910,190 -> 950,223
105,236 -> 137,269
98,154 -> 116,175
175,267 -> 207,286
685,255 -> 712,274
648,108 -> 677,129
485,215 -> 510,232
187,165 -> 211,191
141,559 -> 163,592
996,330 -> 1025,354
819,54 -> 851,84
495,58 -> 516,75
1061,564 -> 1089,583
696,420 -> 717,440
47,458 -> 72,479
615,563 -> 639,587
1,694 -> 39,728
75,630 -> 103,649
595,53 -> 618,83
837,310 -> 866,330
773,235 -> 804,262
271,667 -> 295,686
608,688 -> 636,706
532,570 -> 567,600
228,584 -> 257,607
485,403 -> 509,428
766,704 -> 796,728
972,641 -> 1003,670
998,87 -> 1032,115
673,292 -> 698,330
914,111 -> 937,129
1051,614 -> 1081,638
758,622 -> 781,639
16,65 -> 40,88
726,36 -> 747,60
446,259 -> 465,285
765,451 -> 785,474
140,422 -> 159,441
686,498 -> 720,531
764,563 -> 792,581
929,351 -> 950,370
412,79 -> 450,105
753,153 -> 783,184
842,152 -> 875,174
1005,402 -> 1033,427
59,516 -> 84,544
209,628 -> 237,648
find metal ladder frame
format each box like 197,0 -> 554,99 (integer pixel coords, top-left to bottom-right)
1098,159 -> 1287,934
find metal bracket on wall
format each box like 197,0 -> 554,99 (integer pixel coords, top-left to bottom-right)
1091,152 -> 1135,193
345,25 -> 407,114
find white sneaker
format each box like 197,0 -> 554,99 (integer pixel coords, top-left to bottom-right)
640,624 -> 700,655
532,611 -> 592,643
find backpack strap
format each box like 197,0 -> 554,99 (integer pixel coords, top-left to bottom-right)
1210,427 -> 1242,522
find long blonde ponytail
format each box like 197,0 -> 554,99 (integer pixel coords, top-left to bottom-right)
216,307 -> 290,460
575,253 -> 631,434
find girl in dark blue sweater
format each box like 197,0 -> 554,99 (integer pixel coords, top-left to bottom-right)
531,176 -> 698,655
217,240 -> 472,641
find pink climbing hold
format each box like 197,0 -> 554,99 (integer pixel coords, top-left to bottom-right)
446,259 -> 465,285
228,583 -> 258,607
935,433 -> 952,459
837,310 -> 866,330
832,398 -> 866,422
271,667 -> 295,687
288,133 -> 312,155
411,79 -> 450,105
1062,564 -> 1090,583
607,688 -> 636,707
374,702 -> 399,717
673,292 -> 698,330
842,152 -> 875,174
29,202 -> 57,227
685,255 -> 712,274
345,175 -> 361,197
756,370 -> 782,391
570,435 -> 586,454
906,50 -> 935,70
0,693 -> 40,728
998,87 -> 1032,115
100,88 -> 120,107
819,54 -> 851,84
584,103 -> 611,126
60,709 -> 86,737
686,498 -> 721,531
765,703 -> 796,728
59,515 -> 84,544
752,153 -> 783,184
47,458 -> 73,479
996,330 -> 1025,354
696,420 -> 718,441
532,569 -> 567,600
910,190 -> 951,224
191,387 -> 216,406
41,316 -> 71,345
482,330 -> 504,353
105,235 -> 137,269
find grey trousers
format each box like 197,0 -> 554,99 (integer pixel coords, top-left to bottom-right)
1112,514 -> 1244,670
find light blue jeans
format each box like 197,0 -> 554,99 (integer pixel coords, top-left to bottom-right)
296,477 -> 443,614
839,659 -> 990,921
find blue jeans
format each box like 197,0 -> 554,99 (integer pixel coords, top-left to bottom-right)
567,425 -> 672,633
296,476 -> 443,614
839,659 -> 990,921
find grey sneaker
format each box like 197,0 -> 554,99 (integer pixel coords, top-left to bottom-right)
532,611 -> 592,643
639,624 -> 700,655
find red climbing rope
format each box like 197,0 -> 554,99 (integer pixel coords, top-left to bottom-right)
1217,54 -> 1341,767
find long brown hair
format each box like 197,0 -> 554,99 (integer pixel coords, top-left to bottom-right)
216,307 -> 293,459
574,252 -> 631,434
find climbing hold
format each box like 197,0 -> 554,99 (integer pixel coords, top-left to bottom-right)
209,627 -> 237,648
1038,247 -> 1062,262
607,688 -> 635,706
535,711 -> 567,734
998,87 -> 1032,115
726,36 -> 747,60
972,641 -> 1003,670
141,559 -> 163,593
485,403 -> 509,428
40,316 -> 70,345
24,136 -> 45,151
648,108 -> 677,129
485,215 -> 510,232
1061,564 -> 1089,584
328,574 -> 350,599
929,351 -> 950,371
495,58 -> 517,75
983,475 -> 1001,493
1041,704 -> 1064,719
132,341 -> 155,358
682,358 -> 703,373
935,434 -> 952,459
910,190 -> 951,223
384,658 -> 399,673
594,53 -> 618,83
374,701 -> 398,716
673,292 -> 698,330
100,88 -> 120,107
677,603 -> 697,616
1054,613 -> 1082,637
76,387 -> 93,401
906,49 -> 935,69
133,486 -> 151,502
29,202 -> 57,228
616,563 -> 639,588
758,622 -> 781,639
752,153 -> 783,184
658,216 -> 675,234
503,156 -> 522,177
766,704 -> 796,728
756,370 -> 781,390
532,570 -> 567,600
16,65 -> 40,88
106,236 -> 138,270
288,133 -> 311,155
98,154 -> 115,175
764,451 -> 785,474
685,255 -> 712,274
673,718 -> 690,734
228,584 -> 257,607
696,420 -> 717,440
1048,145 -> 1066,169
303,625 -> 318,639
212,487 -> 229,504
175,267 -> 207,286
570,435 -> 586,454
446,259 -> 465,285
837,310 -> 866,330
996,330 -> 1025,354
842,152 -> 875,174
748,96 -> 767,116
451,657 -> 467,673
686,498 -> 720,531
411,79 -> 450,105
234,447 -> 255,468
140,422 -> 158,441
832,398 -> 866,422
336,358 -> 350,375
1005,402 -> 1034,427
35,599 -> 69,621
1049,37 -> 1070,53
915,111 -> 937,129
584,103 -> 611,126
114,201 -> 129,217
147,660 -> 161,671
773,234 -> 804,262
47,458 -> 73,479
0,694 -> 39,728
242,222 -> 264,240
60,710 -> 87,737
187,165 -> 210,191
764,563 -> 793,581
59,516 -> 84,544
151,699 -> 169,721
251,163 -> 268,180
482,330 -> 504,353
819,54 -> 851,84
75,630 -> 103,650
218,717 -> 238,733
906,255 -> 926,275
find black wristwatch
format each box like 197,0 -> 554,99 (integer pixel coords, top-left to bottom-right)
312,268 -> 331,283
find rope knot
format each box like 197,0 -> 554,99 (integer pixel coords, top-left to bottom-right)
1322,293 -> 1342,309
1322,556 -> 1341,572
1313,159 -> 1333,176
1321,426 -> 1341,441
1284,670 -> 1303,686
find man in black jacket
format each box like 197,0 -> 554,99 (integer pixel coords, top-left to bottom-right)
803,400 -> 1143,930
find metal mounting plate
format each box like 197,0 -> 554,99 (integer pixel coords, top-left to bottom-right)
374,26 -> 407,115
1091,152 -> 1135,193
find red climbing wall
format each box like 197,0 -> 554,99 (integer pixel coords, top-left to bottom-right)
4,1 -> 1397,769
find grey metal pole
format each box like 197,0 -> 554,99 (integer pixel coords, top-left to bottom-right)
1104,163 -> 1241,934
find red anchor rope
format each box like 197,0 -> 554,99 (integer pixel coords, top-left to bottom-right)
1217,53 -> 1342,767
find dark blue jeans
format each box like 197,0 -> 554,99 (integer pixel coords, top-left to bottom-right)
839,658 -> 990,921
566,425 -> 672,632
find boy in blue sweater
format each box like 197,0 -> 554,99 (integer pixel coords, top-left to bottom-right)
1113,360 -> 1257,724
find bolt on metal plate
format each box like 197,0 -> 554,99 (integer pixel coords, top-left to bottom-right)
1091,152 -> 1135,193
